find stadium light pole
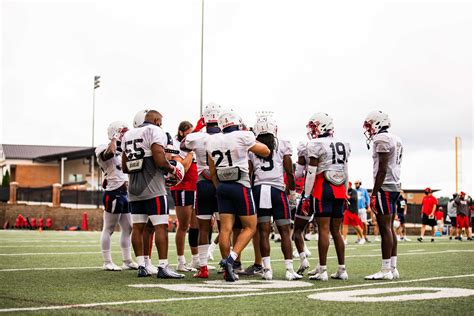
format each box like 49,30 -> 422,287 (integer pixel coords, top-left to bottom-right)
92,75 -> 100,147
199,0 -> 205,116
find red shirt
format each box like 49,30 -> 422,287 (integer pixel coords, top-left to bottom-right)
171,162 -> 198,191
421,195 -> 438,215
435,211 -> 444,221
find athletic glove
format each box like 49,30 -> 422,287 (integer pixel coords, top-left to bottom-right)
194,117 -> 206,132
301,197 -> 311,216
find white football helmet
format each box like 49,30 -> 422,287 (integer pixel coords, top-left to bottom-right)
107,121 -> 129,140
306,112 -> 334,139
363,110 -> 391,148
164,160 -> 185,187
218,108 -> 242,130
253,115 -> 278,137
133,109 -> 149,128
203,103 -> 221,124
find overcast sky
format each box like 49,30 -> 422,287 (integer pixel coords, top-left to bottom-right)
1,0 -> 472,197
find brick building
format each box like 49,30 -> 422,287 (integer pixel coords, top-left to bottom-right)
0,144 -> 98,188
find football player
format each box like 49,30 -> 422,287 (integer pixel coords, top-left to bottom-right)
122,110 -> 185,279
181,103 -> 222,278
207,108 -> 270,282
249,114 -> 301,281
363,110 -> 403,280
95,121 -> 138,271
169,121 -> 200,272
293,140 -> 313,275
302,113 -> 350,281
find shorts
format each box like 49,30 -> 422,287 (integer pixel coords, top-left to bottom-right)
358,208 -> 368,223
456,215 -> 470,229
397,212 -> 406,225
216,182 -> 255,217
129,196 -> 168,225
171,190 -> 195,207
253,185 -> 291,226
449,216 -> 457,227
312,179 -> 344,218
103,188 -> 129,214
373,189 -> 400,216
195,180 -> 218,220
343,211 -> 363,227
295,191 -> 314,221
422,213 -> 437,227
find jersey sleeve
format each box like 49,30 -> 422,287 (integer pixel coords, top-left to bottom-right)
279,140 -> 293,156
373,135 -> 392,153
238,131 -> 256,150
147,126 -> 167,148
184,132 -> 205,151
94,144 -> 107,160
345,142 -> 352,160
306,141 -> 324,159
297,141 -> 307,158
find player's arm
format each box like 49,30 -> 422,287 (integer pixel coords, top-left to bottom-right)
295,156 -> 306,178
121,152 -> 129,173
249,142 -> 270,158
208,153 -> 219,188
303,157 -> 318,197
151,143 -> 175,173
364,189 -> 371,211
371,152 -> 389,195
248,159 -> 254,186
173,152 -> 193,172
431,199 -> 437,216
101,139 -> 117,161
283,155 -> 296,192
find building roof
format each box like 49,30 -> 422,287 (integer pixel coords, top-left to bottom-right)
1,144 -> 94,160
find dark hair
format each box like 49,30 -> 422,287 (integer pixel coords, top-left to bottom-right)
256,133 -> 277,158
176,121 -> 193,141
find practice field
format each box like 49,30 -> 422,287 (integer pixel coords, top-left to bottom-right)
0,230 -> 473,315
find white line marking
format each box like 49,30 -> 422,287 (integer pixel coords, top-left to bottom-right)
0,251 -> 116,256
408,249 -> 426,252
0,266 -> 101,272
0,245 -> 99,248
1,273 -> 473,313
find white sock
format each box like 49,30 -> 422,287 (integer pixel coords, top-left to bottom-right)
382,259 -> 391,271
208,242 -> 216,253
262,256 -> 271,269
144,256 -> 151,267
299,252 -> 306,263
136,255 -> 145,267
192,254 -> 200,264
229,251 -> 238,261
284,259 -> 293,271
198,244 -> 209,267
320,265 -> 327,271
158,259 -> 168,267
391,256 -> 397,269
178,255 -> 186,264
102,250 -> 112,264
338,264 -> 346,270
121,247 -> 132,264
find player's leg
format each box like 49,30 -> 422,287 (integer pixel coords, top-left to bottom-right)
232,220 -> 244,273
173,190 -> 195,272
101,210 -> 121,271
188,208 -> 200,268
330,216 -> 347,280
129,200 -> 150,276
258,221 -> 273,280
293,196 -> 312,274
310,215 -> 330,281
142,220 -> 156,274
118,212 -> 138,269
148,196 -> 184,279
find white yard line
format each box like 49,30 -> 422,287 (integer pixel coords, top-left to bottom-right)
0,245 -> 99,248
1,273 -> 473,313
0,266 -> 101,272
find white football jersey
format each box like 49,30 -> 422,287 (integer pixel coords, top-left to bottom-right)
297,141 -> 308,164
95,143 -> 128,191
172,139 -> 190,160
372,132 -> 403,191
121,123 -> 168,201
306,137 -> 351,174
249,140 -> 292,191
184,132 -> 217,175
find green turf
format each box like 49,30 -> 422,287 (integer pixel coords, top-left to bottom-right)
0,230 -> 473,315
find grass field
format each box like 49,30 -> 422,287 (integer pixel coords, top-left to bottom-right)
0,230 -> 473,315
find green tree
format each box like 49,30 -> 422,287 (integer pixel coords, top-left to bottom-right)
1,170 -> 10,187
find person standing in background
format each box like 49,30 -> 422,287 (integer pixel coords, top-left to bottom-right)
418,188 -> 437,243
355,180 -> 371,243
447,194 -> 458,240
396,192 -> 409,241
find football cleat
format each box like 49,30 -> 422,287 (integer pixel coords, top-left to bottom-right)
233,261 -> 244,274
157,265 -> 185,279
343,239 -> 348,245
145,265 -> 158,275
330,269 -> 349,280
309,269 -> 328,281
404,237 -> 411,242
262,268 -> 273,281
239,264 -> 263,276
417,237 -> 423,242
193,266 -> 209,278
177,263 -> 197,272
137,266 -> 150,277
286,270 -> 303,281
103,262 -> 122,271
374,237 -> 381,242
392,268 -> 400,279
364,270 -> 394,280
121,261 -> 139,270
292,250 -> 299,259
304,245 -> 312,257
220,259 -> 237,282
296,258 -> 310,275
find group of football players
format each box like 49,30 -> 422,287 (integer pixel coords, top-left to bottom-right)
95,104 -> 403,282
